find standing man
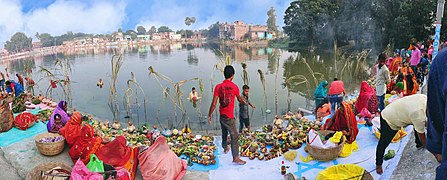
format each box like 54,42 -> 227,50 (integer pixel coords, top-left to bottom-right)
375,94 -> 427,174
208,65 -> 246,165
427,48 -> 447,179
376,53 -> 390,112
327,78 -> 345,116
239,85 -> 255,133
410,43 -> 421,75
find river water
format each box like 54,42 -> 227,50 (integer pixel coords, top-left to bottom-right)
2,43 -> 371,130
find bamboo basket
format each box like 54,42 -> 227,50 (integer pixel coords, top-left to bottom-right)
35,133 -> 65,156
25,162 -> 71,180
305,130 -> 345,161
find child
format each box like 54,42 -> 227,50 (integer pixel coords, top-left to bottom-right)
49,114 -> 63,133
239,85 -> 255,133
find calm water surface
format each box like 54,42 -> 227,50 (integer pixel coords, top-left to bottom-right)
2,43 -> 370,130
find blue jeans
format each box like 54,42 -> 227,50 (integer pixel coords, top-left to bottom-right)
328,94 -> 343,116
377,95 -> 385,112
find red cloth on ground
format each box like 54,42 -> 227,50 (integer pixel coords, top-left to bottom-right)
323,102 -> 359,144
96,136 -> 138,179
14,112 -> 37,130
59,112 -> 82,146
138,136 -> 187,180
354,81 -> 378,114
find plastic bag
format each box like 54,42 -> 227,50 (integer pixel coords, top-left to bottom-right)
284,150 -> 297,162
70,159 -> 103,180
86,154 -> 105,177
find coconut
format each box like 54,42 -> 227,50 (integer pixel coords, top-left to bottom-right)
173,129 -> 179,135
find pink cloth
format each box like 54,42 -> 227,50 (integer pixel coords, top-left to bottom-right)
138,136 -> 187,180
70,159 -> 103,180
410,48 -> 421,66
328,81 -> 346,95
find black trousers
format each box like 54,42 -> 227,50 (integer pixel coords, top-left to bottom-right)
376,115 -> 423,165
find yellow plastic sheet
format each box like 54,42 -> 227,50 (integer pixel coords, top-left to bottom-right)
299,154 -> 314,162
329,131 -> 343,144
316,164 -> 365,180
374,127 -> 407,143
340,140 -> 359,158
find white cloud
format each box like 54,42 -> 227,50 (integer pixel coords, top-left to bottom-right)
0,0 -> 127,46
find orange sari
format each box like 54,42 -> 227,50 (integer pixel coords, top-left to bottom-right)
389,57 -> 402,75
323,102 -> 359,144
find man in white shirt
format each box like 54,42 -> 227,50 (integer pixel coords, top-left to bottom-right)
376,53 -> 390,112
189,87 -> 199,102
375,94 -> 427,174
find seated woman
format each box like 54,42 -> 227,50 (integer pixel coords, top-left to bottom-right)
47,101 -> 70,132
404,74 -> 418,96
323,102 -> 359,144
354,81 -> 378,115
316,98 -> 330,120
48,114 -> 63,133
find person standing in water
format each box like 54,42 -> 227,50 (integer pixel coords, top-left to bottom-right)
208,65 -> 246,165
189,87 -> 199,102
97,78 -> 104,88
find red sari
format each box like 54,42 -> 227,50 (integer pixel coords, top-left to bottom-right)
389,57 -> 402,75
354,81 -> 377,114
324,102 -> 359,144
96,136 -> 138,179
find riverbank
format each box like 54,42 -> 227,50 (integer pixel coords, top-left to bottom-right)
0,39 -> 205,61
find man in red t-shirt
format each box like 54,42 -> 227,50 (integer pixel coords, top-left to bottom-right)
208,65 -> 246,165
328,78 -> 346,116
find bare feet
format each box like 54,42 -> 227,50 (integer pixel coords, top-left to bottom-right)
223,145 -> 230,154
233,157 -> 246,165
376,165 -> 383,174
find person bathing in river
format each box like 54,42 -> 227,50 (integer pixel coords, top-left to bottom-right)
25,77 -> 35,95
189,87 -> 199,102
239,85 -> 255,133
97,78 -> 104,88
375,94 -> 427,174
208,65 -> 246,165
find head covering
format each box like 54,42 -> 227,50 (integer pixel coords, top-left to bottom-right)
323,102 -> 359,144
314,80 -> 328,98
47,100 -> 70,132
355,81 -> 376,113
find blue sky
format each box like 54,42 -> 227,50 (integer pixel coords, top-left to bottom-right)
0,0 -> 290,45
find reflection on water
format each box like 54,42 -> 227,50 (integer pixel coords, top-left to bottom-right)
0,43 -> 370,130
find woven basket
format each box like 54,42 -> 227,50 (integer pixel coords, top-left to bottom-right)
306,130 -> 345,161
361,170 -> 374,180
25,162 -> 72,180
35,133 -> 65,156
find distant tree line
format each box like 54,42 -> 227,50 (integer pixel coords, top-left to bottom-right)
283,0 -> 439,50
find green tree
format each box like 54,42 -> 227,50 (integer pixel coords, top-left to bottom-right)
158,26 -> 173,33
207,22 -> 220,39
283,0 -> 341,48
176,30 -> 194,38
185,17 -> 196,38
118,28 -> 123,33
38,33 -> 54,47
267,7 -> 279,34
137,26 -> 147,35
5,32 -> 33,53
148,26 -> 157,34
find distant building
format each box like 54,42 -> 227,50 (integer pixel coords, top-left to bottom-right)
137,35 -> 151,41
219,21 -> 273,40
168,32 -> 181,40
32,41 -> 42,49
115,32 -> 124,41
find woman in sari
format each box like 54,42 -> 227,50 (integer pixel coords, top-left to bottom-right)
354,81 -> 378,115
314,80 -> 328,112
389,57 -> 402,75
47,100 -> 69,132
323,102 -> 359,144
404,74 -> 419,96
